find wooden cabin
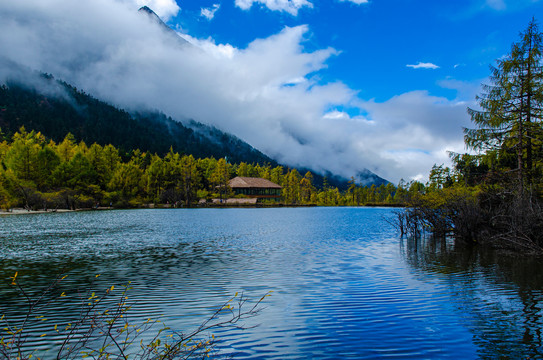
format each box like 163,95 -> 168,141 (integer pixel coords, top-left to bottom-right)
228,177 -> 282,201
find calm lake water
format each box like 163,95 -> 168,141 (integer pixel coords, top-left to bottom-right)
1,207 -> 542,358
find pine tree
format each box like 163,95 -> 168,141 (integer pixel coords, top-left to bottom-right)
465,18 -> 543,193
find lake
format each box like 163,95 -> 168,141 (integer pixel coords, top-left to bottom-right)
1,207 -> 542,358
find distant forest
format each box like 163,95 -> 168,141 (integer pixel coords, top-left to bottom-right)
0,127 -> 425,209
0,68 -> 401,209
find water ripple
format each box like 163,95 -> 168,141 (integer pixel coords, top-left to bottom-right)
1,208 -> 542,358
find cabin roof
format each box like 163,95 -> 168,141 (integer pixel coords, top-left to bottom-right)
228,176 -> 282,189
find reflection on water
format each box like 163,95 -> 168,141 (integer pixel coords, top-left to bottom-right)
402,235 -> 543,358
0,208 -> 542,358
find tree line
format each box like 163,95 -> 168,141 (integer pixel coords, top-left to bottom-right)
0,127 -> 429,210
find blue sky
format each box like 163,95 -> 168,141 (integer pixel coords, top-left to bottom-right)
168,0 -> 542,102
1,0 -> 542,182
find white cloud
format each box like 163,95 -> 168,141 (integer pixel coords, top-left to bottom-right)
438,78 -> 484,102
201,4 -> 220,20
182,34 -> 237,59
406,62 -> 440,69
0,0 -> 474,183
338,0 -> 369,4
353,91 -> 472,181
235,0 -> 313,15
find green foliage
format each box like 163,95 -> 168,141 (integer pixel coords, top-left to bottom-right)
3,128 -> 44,185
464,18 -> 543,193
210,158 -> 232,202
0,126 -> 407,209
108,161 -> 145,201
283,169 -> 301,204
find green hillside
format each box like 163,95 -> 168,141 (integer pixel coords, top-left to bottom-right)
0,74 -> 274,165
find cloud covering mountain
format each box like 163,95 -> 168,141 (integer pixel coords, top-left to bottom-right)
0,0 -> 474,183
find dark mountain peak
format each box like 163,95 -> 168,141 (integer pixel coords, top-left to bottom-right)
138,5 -> 154,14
138,6 -> 161,22
137,6 -> 189,47
356,169 -> 389,186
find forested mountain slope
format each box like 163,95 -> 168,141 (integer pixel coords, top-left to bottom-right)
0,75 -> 274,165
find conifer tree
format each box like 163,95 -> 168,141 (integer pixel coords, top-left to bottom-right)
465,18 -> 543,193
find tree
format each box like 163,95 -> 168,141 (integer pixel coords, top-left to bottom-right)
0,137 -> 9,163
66,151 -> 97,190
145,154 -> 165,203
180,155 -> 200,206
300,171 -> 315,204
4,128 -> 45,184
210,158 -> 231,202
0,168 -> 18,210
270,166 -> 284,187
237,162 -> 249,177
283,169 -> 301,204
393,180 -> 408,204
56,133 -> 77,163
162,148 -> 183,203
102,144 -> 121,178
465,18 -> 543,193
108,161 -> 145,202
346,176 -> 357,205
35,145 -> 61,190
428,164 -> 452,190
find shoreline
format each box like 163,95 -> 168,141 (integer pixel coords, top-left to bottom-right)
0,203 -> 403,215
0,208 -> 76,215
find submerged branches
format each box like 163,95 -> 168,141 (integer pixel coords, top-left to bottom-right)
394,187 -> 482,240
396,186 -> 543,255
481,191 -> 543,254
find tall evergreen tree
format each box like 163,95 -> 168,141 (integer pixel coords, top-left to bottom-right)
465,18 -> 543,193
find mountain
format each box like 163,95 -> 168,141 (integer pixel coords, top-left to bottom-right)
356,169 -> 388,187
138,6 -> 190,47
0,71 -> 274,165
0,68 -> 390,188
133,6 -> 389,188
0,4 -> 390,188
